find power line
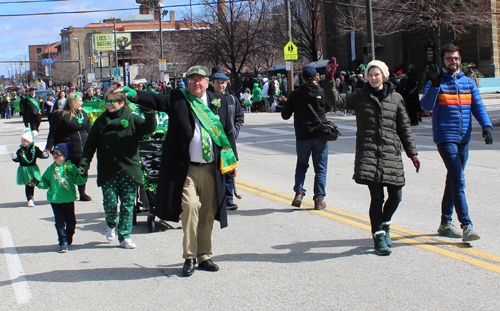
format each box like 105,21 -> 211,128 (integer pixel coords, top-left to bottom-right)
0,0 -> 250,18
0,0 -> 76,4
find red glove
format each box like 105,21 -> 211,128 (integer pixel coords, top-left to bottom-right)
325,57 -> 338,80
410,155 -> 420,173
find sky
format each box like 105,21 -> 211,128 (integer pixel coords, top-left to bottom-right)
0,0 -> 190,80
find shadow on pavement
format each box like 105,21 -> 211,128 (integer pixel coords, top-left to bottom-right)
0,266 -> 179,286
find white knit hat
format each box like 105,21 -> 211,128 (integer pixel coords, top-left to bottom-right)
21,129 -> 33,143
365,60 -> 389,81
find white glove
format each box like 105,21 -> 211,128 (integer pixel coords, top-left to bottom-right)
10,151 -> 17,160
43,151 -> 49,158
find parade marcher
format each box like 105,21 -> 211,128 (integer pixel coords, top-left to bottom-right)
45,91 -> 92,201
83,88 -> 96,102
421,44 -> 493,242
241,88 -> 252,113
35,142 -> 88,253
252,82 -> 262,112
94,88 -> 105,101
0,92 -> 9,119
212,72 -> 244,210
55,90 -> 67,111
261,78 -> 270,112
281,66 -> 332,210
44,93 -> 56,120
11,129 -> 49,207
115,65 -> 238,277
79,87 -> 156,249
324,58 -> 420,256
20,87 -> 42,134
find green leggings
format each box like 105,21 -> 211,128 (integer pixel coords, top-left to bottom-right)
101,171 -> 137,242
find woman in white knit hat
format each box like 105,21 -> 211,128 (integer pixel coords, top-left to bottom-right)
323,58 -> 420,256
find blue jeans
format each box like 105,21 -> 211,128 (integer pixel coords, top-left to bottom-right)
367,183 -> 402,233
225,173 -> 234,205
436,142 -> 471,227
51,202 -> 76,246
294,139 -> 328,200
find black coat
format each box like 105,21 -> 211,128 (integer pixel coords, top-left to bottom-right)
281,82 -> 331,141
132,89 -> 238,228
46,109 -> 91,163
324,80 -> 417,186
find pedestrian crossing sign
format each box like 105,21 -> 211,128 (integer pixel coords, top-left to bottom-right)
284,41 -> 298,61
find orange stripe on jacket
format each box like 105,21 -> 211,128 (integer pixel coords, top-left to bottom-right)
438,93 -> 472,106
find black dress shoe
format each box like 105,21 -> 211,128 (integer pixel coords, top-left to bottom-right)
80,193 -> 92,201
198,259 -> 219,272
182,259 -> 196,276
227,203 -> 239,210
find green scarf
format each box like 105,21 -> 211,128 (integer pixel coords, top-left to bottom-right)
180,88 -> 238,173
26,95 -> 41,112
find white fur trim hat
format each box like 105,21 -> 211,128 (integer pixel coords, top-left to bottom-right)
21,129 -> 33,143
365,60 -> 389,81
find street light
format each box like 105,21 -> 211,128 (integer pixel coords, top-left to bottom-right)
73,38 -> 82,89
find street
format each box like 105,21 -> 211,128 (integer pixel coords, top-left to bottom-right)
1,95 -> 500,310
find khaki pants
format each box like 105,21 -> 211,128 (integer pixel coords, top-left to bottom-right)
181,162 -> 218,262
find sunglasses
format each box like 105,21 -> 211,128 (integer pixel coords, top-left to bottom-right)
105,100 -> 117,105
444,57 -> 461,62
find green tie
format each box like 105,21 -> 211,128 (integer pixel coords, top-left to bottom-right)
201,126 -> 211,162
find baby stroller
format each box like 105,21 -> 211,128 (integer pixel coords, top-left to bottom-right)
133,140 -> 177,232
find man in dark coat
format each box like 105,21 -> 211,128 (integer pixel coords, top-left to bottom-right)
281,66 -> 331,210
20,87 -> 42,134
118,66 -> 238,277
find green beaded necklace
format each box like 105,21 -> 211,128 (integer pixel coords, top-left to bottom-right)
72,110 -> 84,124
55,163 -> 70,190
20,143 -> 35,164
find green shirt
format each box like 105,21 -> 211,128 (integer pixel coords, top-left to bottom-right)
38,161 -> 88,203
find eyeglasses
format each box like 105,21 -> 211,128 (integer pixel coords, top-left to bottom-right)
188,78 -> 207,84
105,100 -> 116,105
444,57 -> 461,62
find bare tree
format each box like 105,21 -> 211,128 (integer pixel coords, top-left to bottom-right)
334,0 -> 492,62
290,0 -> 324,61
190,0 -> 270,87
48,56 -> 79,87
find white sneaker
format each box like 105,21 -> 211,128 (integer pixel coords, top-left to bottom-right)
106,227 -> 116,242
27,200 -> 35,207
120,238 -> 136,249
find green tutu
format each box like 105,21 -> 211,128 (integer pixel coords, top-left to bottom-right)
17,165 -> 41,186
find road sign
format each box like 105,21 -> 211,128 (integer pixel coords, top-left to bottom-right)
159,59 -> 167,71
41,59 -> 55,64
284,41 -> 298,61
113,68 -> 121,77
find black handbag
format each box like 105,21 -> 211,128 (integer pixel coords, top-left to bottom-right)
307,104 -> 341,141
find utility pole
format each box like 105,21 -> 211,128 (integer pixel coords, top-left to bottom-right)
286,0 -> 294,94
113,18 -> 118,67
159,8 -> 163,60
365,0 -> 375,61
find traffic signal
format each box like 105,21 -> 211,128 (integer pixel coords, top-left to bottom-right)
20,61 -> 23,66
92,55 -> 97,63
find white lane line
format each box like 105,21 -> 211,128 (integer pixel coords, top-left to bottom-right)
0,227 -> 33,304
0,145 -> 9,155
251,128 -> 296,135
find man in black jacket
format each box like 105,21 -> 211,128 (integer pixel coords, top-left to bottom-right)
20,87 -> 42,134
117,66 -> 238,277
281,66 -> 331,210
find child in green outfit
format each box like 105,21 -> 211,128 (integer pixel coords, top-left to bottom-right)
35,142 -> 88,253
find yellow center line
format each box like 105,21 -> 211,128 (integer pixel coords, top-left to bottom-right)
235,180 -> 500,274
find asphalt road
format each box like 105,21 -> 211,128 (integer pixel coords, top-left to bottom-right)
1,96 -> 500,310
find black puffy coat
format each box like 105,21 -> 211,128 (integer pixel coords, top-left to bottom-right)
281,82 -> 331,141
324,80 -> 418,186
46,109 -> 91,163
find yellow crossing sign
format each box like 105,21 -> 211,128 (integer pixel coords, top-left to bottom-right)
284,41 -> 298,61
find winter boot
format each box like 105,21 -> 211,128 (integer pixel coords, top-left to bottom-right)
372,231 -> 391,256
382,221 -> 392,247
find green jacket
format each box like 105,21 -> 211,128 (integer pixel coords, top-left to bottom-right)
80,107 -> 156,186
324,80 -> 417,186
252,83 -> 262,102
38,161 -> 88,203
